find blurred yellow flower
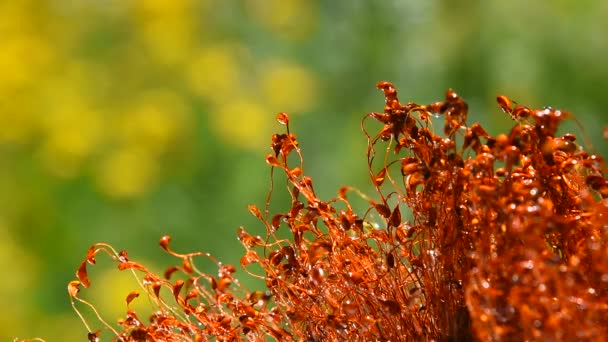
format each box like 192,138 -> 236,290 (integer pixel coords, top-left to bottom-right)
245,0 -> 318,39
132,0 -> 198,65
89,264 -> 156,324
39,107 -> 104,179
96,147 -> 159,199
0,101 -> 36,144
212,99 -> 273,151
138,20 -> 196,66
40,61 -> 108,103
260,61 -> 318,113
0,34 -> 54,94
136,0 -> 196,15
186,45 -> 245,104
118,90 -> 191,156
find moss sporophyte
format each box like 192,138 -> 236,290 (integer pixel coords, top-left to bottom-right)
67,82 -> 608,341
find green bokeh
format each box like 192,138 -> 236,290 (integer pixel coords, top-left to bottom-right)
1,1 -> 607,340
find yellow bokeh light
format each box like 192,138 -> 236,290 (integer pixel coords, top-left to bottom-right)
132,0 -> 198,66
96,147 -> 159,199
0,1 -> 54,93
260,61 -> 318,113
186,45 -> 246,104
138,20 -> 197,66
135,0 -> 196,16
0,100 -> 36,144
39,107 -> 104,179
118,90 -> 191,156
245,0 -> 318,39
0,34 -> 54,93
88,263 -> 156,323
211,99 -> 273,151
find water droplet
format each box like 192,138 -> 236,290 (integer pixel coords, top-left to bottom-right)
526,204 -> 540,213
310,265 -> 325,286
276,112 -> 289,125
342,300 -> 358,316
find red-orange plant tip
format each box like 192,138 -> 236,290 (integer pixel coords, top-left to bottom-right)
496,95 -> 513,113
76,260 -> 90,288
117,261 -> 146,272
87,330 -> 101,342
68,280 -> 81,297
372,167 -> 387,186
182,257 -> 194,274
118,250 -> 129,262
163,265 -> 179,280
85,245 -> 97,264
238,226 -> 264,247
247,204 -> 263,219
125,291 -> 139,306
265,154 -> 281,167
67,81 -> 608,341
276,112 -> 289,125
159,235 -> 171,251
172,280 -> 184,301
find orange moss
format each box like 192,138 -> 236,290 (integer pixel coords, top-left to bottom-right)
70,82 -> 608,341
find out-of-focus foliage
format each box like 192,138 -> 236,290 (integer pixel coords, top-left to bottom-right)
1,1 -> 606,340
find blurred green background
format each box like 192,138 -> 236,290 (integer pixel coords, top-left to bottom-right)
2,1 -> 607,340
